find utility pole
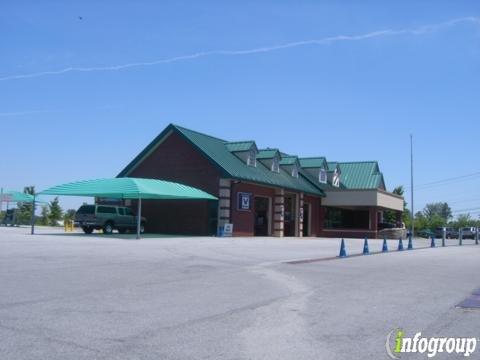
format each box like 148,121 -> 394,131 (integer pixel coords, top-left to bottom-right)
410,134 -> 415,238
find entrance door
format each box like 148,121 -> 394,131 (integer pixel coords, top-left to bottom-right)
254,197 -> 270,236
302,203 -> 310,237
284,195 -> 296,237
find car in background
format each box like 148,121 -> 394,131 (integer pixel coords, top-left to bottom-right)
460,227 -> 478,239
1,209 -> 18,227
74,204 -> 146,234
417,229 -> 435,239
434,227 -> 458,239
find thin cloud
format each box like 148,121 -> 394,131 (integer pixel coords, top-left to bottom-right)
0,109 -> 64,117
0,105 -> 117,117
1,16 -> 479,82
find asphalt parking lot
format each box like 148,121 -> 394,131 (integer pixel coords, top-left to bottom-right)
1,226 -> 479,360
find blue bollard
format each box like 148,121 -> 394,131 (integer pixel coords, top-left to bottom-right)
382,238 -> 388,252
339,238 -> 347,258
407,234 -> 413,250
398,238 -> 404,251
363,237 -> 370,255
431,236 -> 436,248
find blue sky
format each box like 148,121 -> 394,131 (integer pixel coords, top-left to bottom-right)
1,1 -> 480,217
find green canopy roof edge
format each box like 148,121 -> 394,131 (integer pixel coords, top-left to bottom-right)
38,177 -> 218,201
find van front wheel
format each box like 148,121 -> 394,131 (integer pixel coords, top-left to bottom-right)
82,226 -> 93,234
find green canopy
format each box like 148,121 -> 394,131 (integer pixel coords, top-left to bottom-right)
39,177 -> 217,200
0,190 -> 43,203
37,178 -> 217,238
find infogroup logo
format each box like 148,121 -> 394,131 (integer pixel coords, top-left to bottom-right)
386,329 -> 477,358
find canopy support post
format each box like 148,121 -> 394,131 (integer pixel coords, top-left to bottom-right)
136,198 -> 142,239
30,194 -> 36,235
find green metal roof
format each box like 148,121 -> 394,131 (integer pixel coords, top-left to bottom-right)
119,124 -> 324,196
327,162 -> 339,172
117,124 -> 390,195
40,178 -> 217,200
299,170 -> 330,191
225,141 -> 256,152
299,157 -> 327,169
173,125 -> 324,196
337,161 -> 386,190
279,156 -> 299,166
256,149 -> 280,159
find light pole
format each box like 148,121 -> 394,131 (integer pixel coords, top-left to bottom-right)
410,134 -> 415,238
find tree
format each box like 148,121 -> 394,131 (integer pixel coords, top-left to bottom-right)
16,186 -> 35,225
453,213 -> 473,228
428,214 -> 445,229
414,211 -> 428,232
383,185 -> 407,226
40,206 -> 50,226
423,202 -> 452,223
403,208 -> 412,229
64,209 -> 76,222
48,197 -> 63,226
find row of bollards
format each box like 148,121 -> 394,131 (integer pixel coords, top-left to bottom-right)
338,233 -> 478,258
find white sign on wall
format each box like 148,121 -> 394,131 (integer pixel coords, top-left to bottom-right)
237,192 -> 252,211
223,223 -> 233,237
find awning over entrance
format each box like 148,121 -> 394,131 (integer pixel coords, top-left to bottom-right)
37,178 -> 217,238
322,188 -> 404,211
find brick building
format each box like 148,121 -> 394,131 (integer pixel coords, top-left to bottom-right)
118,124 -> 404,238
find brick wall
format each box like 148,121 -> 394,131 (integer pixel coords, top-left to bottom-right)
127,130 -> 221,234
230,182 -> 276,236
304,195 -> 321,237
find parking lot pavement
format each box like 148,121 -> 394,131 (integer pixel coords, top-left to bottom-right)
1,226 -> 479,360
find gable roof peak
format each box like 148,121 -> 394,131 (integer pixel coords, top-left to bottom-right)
224,140 -> 257,152
257,148 -> 281,159
170,123 -> 226,142
299,157 -> 328,169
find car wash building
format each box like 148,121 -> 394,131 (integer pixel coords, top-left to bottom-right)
118,124 -> 404,238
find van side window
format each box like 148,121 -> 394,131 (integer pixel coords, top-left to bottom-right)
97,206 -> 117,214
77,205 -> 95,214
125,208 -> 133,216
118,208 -> 125,215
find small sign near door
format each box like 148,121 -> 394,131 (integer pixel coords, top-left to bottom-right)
237,192 -> 252,211
218,223 -> 233,237
223,223 -> 233,237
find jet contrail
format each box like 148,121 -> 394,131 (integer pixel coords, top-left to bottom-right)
0,105 -> 116,117
0,109 -> 65,117
1,16 -> 478,82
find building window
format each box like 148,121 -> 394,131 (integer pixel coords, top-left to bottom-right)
271,157 -> 280,173
319,168 -> 327,183
333,170 -> 340,187
324,208 -> 369,229
247,149 -> 257,167
291,165 -> 299,178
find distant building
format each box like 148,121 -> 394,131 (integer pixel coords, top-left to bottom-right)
118,124 -> 403,238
